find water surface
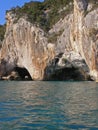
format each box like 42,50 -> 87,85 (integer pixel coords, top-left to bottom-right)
0,81 -> 98,130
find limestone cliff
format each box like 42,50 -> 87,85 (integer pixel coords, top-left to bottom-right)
72,0 -> 98,79
0,16 -> 55,80
0,0 -> 98,81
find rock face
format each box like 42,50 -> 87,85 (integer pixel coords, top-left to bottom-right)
72,0 -> 98,80
0,17 -> 55,80
0,0 -> 98,80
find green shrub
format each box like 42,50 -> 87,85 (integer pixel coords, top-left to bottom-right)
0,24 -> 6,41
89,28 -> 98,41
48,29 -> 64,43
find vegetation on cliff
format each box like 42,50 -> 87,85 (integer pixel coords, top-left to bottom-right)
0,0 -> 73,46
0,0 -> 97,43
7,0 -> 73,32
0,25 -> 6,41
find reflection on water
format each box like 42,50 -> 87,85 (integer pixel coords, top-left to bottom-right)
0,81 -> 98,129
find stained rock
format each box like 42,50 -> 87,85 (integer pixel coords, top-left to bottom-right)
0,0 -> 97,81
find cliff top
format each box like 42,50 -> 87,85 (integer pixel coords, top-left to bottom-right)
6,0 -> 73,31
0,0 -> 97,42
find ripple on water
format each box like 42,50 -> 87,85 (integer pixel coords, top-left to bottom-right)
0,81 -> 98,130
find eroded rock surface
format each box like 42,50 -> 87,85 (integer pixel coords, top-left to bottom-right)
0,0 -> 98,81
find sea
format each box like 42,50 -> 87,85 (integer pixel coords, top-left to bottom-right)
0,81 -> 98,130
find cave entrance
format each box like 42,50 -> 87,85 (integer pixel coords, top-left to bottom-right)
44,67 -> 90,81
14,67 -> 32,80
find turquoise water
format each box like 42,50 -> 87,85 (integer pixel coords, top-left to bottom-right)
0,81 -> 98,130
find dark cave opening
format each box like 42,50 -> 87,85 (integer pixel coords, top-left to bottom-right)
14,67 -> 32,80
44,67 -> 90,81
